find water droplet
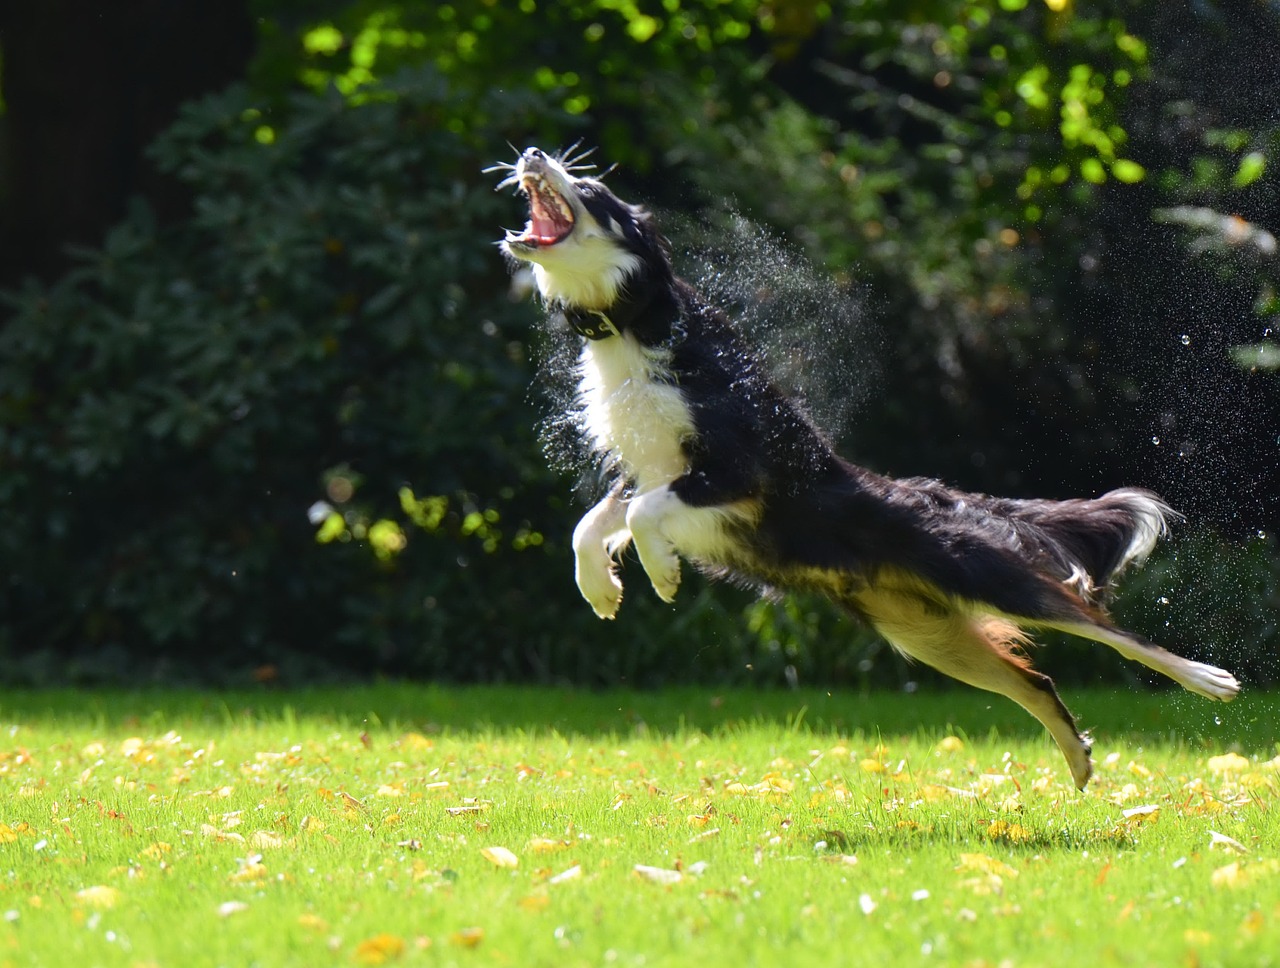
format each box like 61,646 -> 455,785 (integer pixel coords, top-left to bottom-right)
1258,530 -> 1268,540
1157,596 -> 1170,605
1180,334 -> 1191,345
1151,436 -> 1161,445
1214,716 -> 1222,726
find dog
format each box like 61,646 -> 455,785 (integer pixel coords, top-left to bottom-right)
492,145 -> 1240,790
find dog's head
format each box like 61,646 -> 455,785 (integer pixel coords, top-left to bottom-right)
493,146 -> 664,311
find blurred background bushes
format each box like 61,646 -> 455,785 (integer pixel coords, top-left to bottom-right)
0,0 -> 1276,687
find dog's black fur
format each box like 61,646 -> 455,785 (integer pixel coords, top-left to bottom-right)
493,146 -> 1240,789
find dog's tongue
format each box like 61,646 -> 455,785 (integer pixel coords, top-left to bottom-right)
531,212 -> 562,244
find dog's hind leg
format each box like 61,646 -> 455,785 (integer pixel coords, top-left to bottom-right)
572,487 -> 631,619
1048,619 -> 1240,702
860,592 -> 1094,789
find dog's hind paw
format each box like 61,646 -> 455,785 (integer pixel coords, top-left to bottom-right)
1181,661 -> 1241,702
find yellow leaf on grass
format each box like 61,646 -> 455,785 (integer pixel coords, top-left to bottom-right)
399,732 -> 434,751
298,913 -> 329,932
1212,859 -> 1280,888
1209,830 -> 1249,854
228,863 -> 268,885
249,831 -> 286,850
0,824 -> 18,844
986,821 -> 1033,844
450,928 -> 484,948
75,886 -> 121,909
527,837 -> 570,853
354,933 -> 406,964
1208,753 -> 1251,774
140,842 -> 172,860
937,736 -> 965,753
481,846 -> 519,869
518,894 -> 551,911
859,759 -> 885,774
634,864 -> 683,885
549,864 -> 583,885
957,853 -> 1020,879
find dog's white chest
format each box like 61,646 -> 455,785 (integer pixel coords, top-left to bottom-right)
578,336 -> 692,492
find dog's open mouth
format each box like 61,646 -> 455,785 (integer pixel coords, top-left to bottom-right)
508,174 -> 575,247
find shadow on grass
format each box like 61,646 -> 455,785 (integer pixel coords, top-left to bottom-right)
0,683 -> 1273,752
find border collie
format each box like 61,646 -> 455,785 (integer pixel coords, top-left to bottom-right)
492,145 -> 1240,790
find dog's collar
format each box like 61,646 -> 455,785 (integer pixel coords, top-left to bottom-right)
558,276 -> 657,341
563,308 -> 620,341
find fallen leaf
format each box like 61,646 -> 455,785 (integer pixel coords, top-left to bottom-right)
1211,859 -> 1280,888
75,886 -> 121,909
1209,830 -> 1249,854
1212,862 -> 1244,888
481,846 -> 519,869
228,862 -> 268,885
633,864 -> 683,885
450,928 -> 484,948
527,837 -> 570,854
956,853 -> 1019,879
985,821 -> 1033,844
518,894 -> 551,911
1122,804 -> 1160,822
140,842 -> 172,860
355,933 -> 406,964
937,736 -> 965,753
249,831 -> 285,850
549,864 -> 582,885
1207,753 -> 1251,774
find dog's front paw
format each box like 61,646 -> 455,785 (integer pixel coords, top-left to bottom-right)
576,559 -> 624,620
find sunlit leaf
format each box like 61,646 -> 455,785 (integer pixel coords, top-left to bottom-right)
956,853 -> 1019,879
1208,753 -> 1251,774
75,886 -> 121,909
527,837 -> 570,853
355,933 -> 407,963
449,927 -> 484,948
634,864 -> 683,885
1209,830 -> 1249,854
228,862 -> 268,885
549,864 -> 583,885
985,821 -> 1033,844
481,846 -> 519,869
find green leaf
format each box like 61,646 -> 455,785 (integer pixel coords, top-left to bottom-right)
1111,159 -> 1146,183
1233,151 -> 1266,188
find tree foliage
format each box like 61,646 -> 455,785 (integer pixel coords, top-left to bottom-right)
0,0 -> 1276,685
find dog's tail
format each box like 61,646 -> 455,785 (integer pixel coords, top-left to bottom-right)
1005,487 -> 1177,600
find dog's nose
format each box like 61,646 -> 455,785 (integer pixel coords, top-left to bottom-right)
523,147 -> 545,161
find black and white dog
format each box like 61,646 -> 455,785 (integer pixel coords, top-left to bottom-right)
493,145 -> 1239,789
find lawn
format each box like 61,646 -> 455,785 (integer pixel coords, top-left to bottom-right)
1,684 -> 1277,967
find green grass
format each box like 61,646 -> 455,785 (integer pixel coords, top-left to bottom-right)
1,684 -> 1278,967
